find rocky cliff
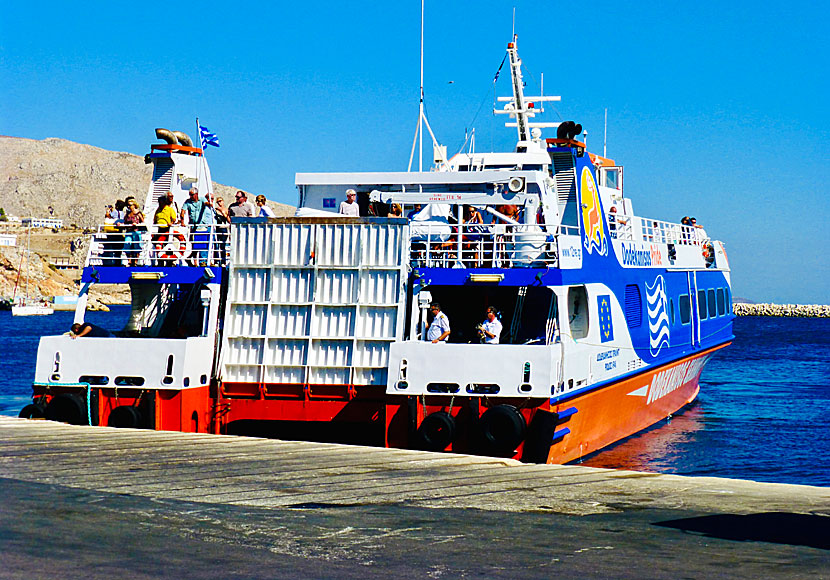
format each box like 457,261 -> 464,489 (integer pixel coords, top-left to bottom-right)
0,135 -> 293,227
0,135 -> 294,305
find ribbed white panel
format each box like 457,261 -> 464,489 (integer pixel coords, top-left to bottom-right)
264,366 -> 305,383
359,270 -> 399,304
308,367 -> 350,384
222,220 -> 408,386
233,224 -> 274,266
272,224 -> 312,266
353,341 -> 389,366
267,306 -> 309,336
226,338 -> 263,365
265,339 -> 306,365
231,269 -> 271,302
272,270 -> 311,303
224,364 -> 261,383
312,306 -> 355,336
361,226 -> 402,266
229,305 -> 266,336
315,224 -> 360,267
356,307 -> 396,338
315,270 -> 357,304
353,368 -> 386,384
309,340 -> 352,366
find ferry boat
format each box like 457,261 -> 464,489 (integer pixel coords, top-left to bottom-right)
21,39 -> 733,463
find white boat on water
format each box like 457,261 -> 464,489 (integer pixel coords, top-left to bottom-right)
12,301 -> 54,316
11,218 -> 54,317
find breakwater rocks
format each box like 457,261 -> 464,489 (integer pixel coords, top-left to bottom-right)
733,303 -> 830,318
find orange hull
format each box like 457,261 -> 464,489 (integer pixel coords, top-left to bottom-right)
549,344 -> 728,463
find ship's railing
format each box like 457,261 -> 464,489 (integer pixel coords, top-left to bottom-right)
85,224 -> 230,267
409,222 -> 579,268
608,213 -> 707,246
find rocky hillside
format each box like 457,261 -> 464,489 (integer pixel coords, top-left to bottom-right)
0,135 -> 295,305
0,135 -> 293,227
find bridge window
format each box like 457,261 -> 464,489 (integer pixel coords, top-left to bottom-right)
679,295 -> 691,325
717,288 -> 726,316
698,290 -> 707,319
707,289 -> 716,317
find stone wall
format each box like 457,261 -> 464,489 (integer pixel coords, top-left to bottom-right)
733,303 -> 830,318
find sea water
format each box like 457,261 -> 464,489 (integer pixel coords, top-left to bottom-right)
1,310 -> 827,486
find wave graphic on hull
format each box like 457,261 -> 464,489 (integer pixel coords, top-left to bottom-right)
646,275 -> 670,356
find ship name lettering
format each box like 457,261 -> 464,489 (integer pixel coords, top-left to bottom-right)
646,356 -> 709,404
622,243 -> 652,267
596,348 -> 620,362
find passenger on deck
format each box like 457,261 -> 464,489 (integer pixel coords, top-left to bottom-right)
427,303 -> 450,343
70,322 -> 114,339
181,187 -> 215,265
123,200 -> 145,266
477,307 -> 502,344
165,191 -> 179,216
214,197 -> 230,224
406,204 -> 423,219
229,191 -> 256,220
339,189 -> 360,216
387,204 -> 402,218
153,196 -> 179,267
256,194 -> 277,217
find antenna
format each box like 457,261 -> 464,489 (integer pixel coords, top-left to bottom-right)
407,0 -> 447,172
603,108 -> 608,158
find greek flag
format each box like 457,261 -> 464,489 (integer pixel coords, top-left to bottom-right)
199,125 -> 220,149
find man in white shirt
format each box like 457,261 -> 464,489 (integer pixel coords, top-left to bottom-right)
427,303 -> 450,343
339,189 -> 360,216
479,306 -> 502,344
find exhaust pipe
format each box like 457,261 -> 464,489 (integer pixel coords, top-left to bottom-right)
173,131 -> 193,147
155,128 -> 178,144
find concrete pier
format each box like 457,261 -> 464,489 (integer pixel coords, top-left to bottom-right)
1,416 -> 827,579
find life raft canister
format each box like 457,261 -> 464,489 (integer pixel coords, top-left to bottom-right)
157,225 -> 190,261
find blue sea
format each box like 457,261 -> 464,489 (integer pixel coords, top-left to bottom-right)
1,310 -> 827,487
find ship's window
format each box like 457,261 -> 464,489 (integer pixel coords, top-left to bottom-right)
567,286 -> 589,340
114,376 -> 145,386
717,288 -> 726,315
79,375 -> 109,385
725,288 -> 732,311
670,298 -> 675,325
427,383 -> 460,394
698,290 -> 707,319
707,289 -> 716,317
679,295 -> 691,324
624,285 -> 642,328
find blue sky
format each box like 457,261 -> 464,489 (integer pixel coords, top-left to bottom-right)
1,1 -> 828,304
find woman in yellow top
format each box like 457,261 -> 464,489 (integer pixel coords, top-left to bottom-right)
153,195 -> 180,266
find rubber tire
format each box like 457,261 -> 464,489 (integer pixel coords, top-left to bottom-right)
44,393 -> 88,425
479,405 -> 527,457
415,411 -> 457,452
108,405 -> 143,429
19,403 -> 46,419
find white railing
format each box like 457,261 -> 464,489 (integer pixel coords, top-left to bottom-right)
86,224 -> 230,267
608,213 -> 707,246
409,222 -> 579,268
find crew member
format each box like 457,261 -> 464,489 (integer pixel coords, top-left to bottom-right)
427,302 -> 450,343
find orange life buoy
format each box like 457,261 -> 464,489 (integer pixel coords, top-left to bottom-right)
158,226 -> 190,261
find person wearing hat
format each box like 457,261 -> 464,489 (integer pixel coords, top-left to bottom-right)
339,189 -> 359,216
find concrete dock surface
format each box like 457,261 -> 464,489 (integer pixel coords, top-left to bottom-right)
0,416 -> 827,579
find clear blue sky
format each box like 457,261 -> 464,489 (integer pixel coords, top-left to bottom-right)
1,1 -> 828,304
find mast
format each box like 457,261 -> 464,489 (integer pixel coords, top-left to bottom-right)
495,37 -> 560,145
507,36 -> 529,142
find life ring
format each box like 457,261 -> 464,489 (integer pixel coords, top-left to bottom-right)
158,226 -> 190,261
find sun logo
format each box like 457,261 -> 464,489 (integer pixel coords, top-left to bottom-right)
580,167 -> 607,256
